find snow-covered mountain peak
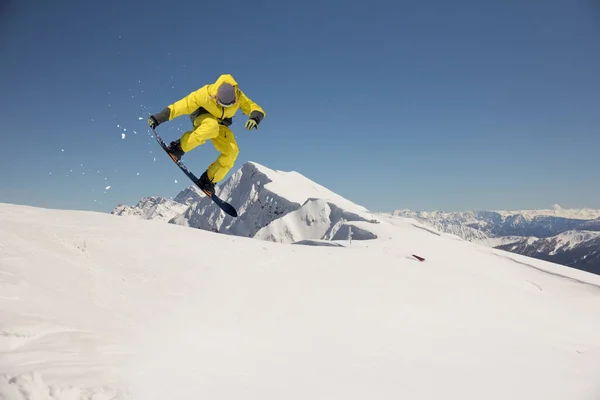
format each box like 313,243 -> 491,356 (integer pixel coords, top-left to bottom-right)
172,161 -> 372,241
219,161 -> 367,214
553,230 -> 600,250
173,186 -> 204,205
111,161 -> 374,244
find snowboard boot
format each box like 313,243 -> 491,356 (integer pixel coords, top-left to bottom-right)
167,140 -> 184,162
197,170 -> 215,197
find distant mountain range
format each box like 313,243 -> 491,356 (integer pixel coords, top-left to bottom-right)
111,162 -> 600,276
392,208 -> 600,275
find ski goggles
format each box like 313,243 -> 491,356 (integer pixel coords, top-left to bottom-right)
215,95 -> 237,108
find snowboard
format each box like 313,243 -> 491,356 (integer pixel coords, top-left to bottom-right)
151,127 -> 238,218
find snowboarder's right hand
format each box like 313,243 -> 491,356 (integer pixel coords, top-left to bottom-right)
148,107 -> 171,129
148,116 -> 159,129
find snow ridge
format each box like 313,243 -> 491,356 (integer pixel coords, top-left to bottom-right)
111,196 -> 188,222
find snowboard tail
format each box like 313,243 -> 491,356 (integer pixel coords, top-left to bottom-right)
151,128 -> 238,218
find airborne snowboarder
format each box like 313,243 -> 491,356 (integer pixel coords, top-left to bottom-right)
148,74 -> 266,197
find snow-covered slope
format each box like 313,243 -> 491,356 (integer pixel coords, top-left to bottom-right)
111,196 -> 189,222
170,162 -> 371,241
2,203 -> 600,400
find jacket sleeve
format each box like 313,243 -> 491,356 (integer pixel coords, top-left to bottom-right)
237,90 -> 266,124
168,86 -> 209,119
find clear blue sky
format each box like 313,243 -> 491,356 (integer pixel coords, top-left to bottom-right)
1,0 -> 599,213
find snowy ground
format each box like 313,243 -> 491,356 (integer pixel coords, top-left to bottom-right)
1,203 -> 600,399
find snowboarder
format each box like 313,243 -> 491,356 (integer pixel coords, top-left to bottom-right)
148,74 -> 266,196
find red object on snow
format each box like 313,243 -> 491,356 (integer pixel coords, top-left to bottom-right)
412,254 -> 425,262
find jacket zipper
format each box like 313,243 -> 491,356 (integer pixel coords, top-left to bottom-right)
220,105 -> 227,137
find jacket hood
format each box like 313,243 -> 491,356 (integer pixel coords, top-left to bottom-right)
208,74 -> 239,96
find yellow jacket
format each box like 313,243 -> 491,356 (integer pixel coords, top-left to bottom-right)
167,74 -> 265,126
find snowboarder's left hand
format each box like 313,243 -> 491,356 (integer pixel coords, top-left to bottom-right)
245,118 -> 258,130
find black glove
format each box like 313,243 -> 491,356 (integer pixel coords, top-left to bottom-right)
148,107 -> 171,129
148,116 -> 159,129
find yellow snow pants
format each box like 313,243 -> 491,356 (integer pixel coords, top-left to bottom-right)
179,114 -> 240,183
